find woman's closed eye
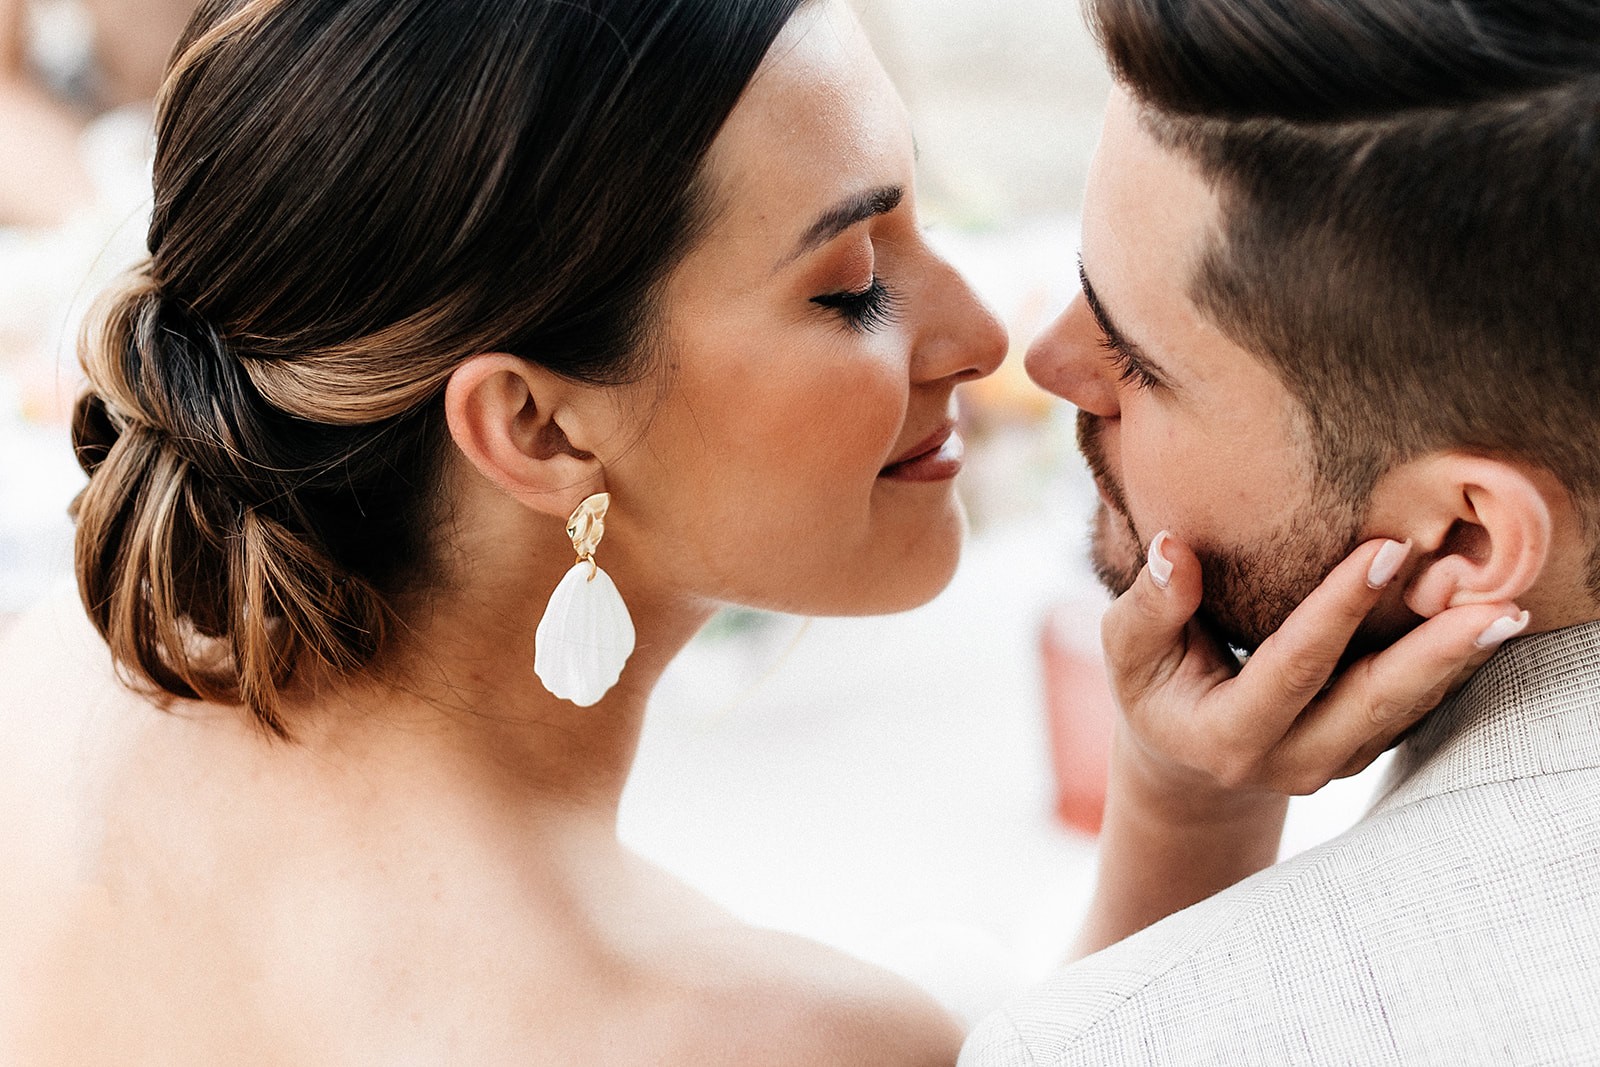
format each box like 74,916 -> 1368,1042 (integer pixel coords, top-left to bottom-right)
812,276 -> 900,334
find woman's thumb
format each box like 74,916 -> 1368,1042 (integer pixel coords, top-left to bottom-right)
1101,531 -> 1205,699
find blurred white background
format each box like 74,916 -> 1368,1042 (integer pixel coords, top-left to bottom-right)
0,0 -> 1390,1027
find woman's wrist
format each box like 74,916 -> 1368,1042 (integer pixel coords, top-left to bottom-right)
1108,724 -> 1287,831
1076,732 -> 1289,960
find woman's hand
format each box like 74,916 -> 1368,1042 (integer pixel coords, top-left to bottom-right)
1074,532 -> 1527,959
1107,532 -> 1526,809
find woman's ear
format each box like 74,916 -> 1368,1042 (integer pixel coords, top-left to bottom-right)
443,353 -> 608,520
1373,455 -> 1553,618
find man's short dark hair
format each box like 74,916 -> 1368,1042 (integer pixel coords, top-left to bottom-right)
1089,0 -> 1600,594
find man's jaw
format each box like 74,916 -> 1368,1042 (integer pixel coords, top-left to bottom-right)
1090,500 -> 1146,598
1087,493 -> 1370,658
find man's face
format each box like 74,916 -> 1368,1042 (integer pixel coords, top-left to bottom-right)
1027,90 -> 1366,651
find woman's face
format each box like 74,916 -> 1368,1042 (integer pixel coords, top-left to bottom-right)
600,0 -> 1007,617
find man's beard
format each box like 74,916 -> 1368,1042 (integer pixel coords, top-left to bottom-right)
1077,411 -> 1380,655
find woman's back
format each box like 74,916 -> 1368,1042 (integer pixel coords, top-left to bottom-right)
0,591 -> 961,1064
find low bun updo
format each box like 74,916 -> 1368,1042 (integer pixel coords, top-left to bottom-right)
71,0 -> 807,735
73,273 -> 412,735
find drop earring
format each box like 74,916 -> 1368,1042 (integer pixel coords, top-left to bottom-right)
534,492 -> 637,707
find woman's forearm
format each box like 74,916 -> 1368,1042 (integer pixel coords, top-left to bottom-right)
1072,729 -> 1287,960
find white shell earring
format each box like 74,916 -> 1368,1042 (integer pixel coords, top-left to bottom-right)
534,492 -> 636,707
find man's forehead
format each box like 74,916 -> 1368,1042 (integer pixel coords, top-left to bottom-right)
1081,90 -> 1244,389
1085,91 -> 1218,287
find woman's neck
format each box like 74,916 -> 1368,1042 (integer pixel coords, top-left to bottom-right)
287,571 -> 715,833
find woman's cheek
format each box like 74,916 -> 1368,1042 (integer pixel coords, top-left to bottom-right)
774,351 -> 905,478
832,359 -> 908,476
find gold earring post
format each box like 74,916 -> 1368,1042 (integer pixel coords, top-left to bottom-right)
567,492 -> 610,580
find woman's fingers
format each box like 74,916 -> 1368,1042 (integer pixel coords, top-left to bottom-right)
1214,539 -> 1411,754
1287,601 -> 1530,787
1101,529 -> 1529,803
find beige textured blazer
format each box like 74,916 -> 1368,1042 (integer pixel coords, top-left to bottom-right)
962,622 -> 1600,1066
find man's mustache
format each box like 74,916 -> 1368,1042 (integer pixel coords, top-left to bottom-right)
1076,410 -> 1133,522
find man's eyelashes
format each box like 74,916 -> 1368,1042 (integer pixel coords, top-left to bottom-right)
1099,335 -> 1161,390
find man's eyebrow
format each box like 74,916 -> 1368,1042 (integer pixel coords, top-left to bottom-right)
780,185 -> 905,268
1078,258 -> 1172,383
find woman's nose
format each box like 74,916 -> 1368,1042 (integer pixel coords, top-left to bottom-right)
1025,293 -> 1119,418
912,260 -> 1008,387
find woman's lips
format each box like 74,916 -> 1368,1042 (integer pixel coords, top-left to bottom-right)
879,426 -> 965,482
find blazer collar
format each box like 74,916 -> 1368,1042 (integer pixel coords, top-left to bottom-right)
1372,618 -> 1600,816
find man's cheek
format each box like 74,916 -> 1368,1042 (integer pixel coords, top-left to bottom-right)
1119,455 -> 1191,540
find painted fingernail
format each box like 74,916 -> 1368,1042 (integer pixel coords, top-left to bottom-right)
1148,531 -> 1174,590
1475,610 -> 1531,651
1366,539 -> 1412,590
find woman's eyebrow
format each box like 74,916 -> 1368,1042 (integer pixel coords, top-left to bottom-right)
778,185 -> 904,269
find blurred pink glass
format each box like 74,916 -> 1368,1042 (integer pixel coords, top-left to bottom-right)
1040,602 -> 1116,836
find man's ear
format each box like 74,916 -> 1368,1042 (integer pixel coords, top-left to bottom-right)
1372,455 -> 1552,618
443,353 -> 608,520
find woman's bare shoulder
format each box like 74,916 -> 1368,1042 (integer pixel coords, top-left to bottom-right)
627,882 -> 963,1067
0,584 -> 122,704
0,589 -> 143,1055
0,585 -> 148,800
704,929 -> 964,1067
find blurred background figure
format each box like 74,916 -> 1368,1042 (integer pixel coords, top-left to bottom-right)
0,0 -> 193,228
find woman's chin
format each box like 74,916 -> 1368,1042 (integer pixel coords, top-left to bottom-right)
817,508 -> 967,617
873,560 -> 963,615
701,502 -> 968,619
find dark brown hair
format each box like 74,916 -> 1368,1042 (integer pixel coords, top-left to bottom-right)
1088,0 -> 1600,593
72,0 -> 808,735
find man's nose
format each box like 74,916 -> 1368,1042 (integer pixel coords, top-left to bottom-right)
1025,293 -> 1119,418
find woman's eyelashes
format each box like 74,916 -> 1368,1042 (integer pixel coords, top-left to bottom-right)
811,276 -> 900,334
